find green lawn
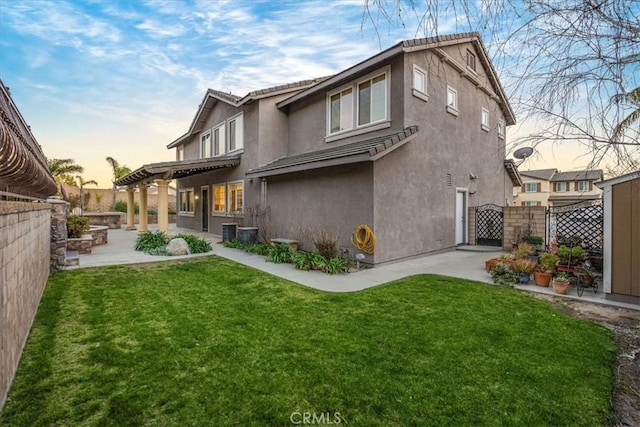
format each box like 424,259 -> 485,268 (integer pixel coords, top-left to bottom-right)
1,257 -> 615,426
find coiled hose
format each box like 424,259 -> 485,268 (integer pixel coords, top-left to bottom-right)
352,224 -> 376,254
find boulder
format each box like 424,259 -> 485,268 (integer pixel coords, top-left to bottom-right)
166,238 -> 190,256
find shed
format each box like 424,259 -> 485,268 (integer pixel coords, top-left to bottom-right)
596,171 -> 640,304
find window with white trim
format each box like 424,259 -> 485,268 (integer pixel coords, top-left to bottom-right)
179,188 -> 195,214
523,201 -> 540,206
228,181 -> 243,213
213,123 -> 225,156
481,108 -> 489,131
327,71 -> 388,136
577,180 -> 589,192
412,65 -> 427,99
228,114 -> 243,151
555,182 -> 567,192
446,86 -> 458,115
524,183 -> 538,193
497,119 -> 505,139
200,131 -> 211,158
212,183 -> 226,213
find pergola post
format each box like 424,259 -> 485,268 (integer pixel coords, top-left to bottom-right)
155,179 -> 171,233
126,186 -> 136,230
138,184 -> 149,233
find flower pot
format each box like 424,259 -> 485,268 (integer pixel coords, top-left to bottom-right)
553,279 -> 570,295
485,258 -> 500,272
533,271 -> 552,287
579,274 -> 595,287
519,273 -> 531,284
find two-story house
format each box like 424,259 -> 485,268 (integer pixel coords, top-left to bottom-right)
515,169 -> 603,207
116,32 -> 521,264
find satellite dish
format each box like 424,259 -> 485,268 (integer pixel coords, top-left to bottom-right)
513,147 -> 534,160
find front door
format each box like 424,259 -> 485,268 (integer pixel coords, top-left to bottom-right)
455,190 -> 467,245
201,187 -> 209,232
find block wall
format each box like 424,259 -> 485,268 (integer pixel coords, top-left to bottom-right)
502,206 -> 546,251
0,201 -> 52,410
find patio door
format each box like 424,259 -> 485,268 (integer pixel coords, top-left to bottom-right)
455,189 -> 467,245
201,186 -> 209,232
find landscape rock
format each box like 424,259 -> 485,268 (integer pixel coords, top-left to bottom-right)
166,238 -> 190,256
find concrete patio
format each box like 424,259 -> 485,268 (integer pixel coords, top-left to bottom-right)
66,224 -> 639,311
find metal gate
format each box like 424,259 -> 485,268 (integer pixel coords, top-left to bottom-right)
476,204 -> 504,247
547,200 -> 604,250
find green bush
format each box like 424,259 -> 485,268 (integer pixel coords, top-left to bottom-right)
266,244 -> 293,264
245,243 -> 271,255
67,215 -> 90,238
174,233 -> 212,254
114,200 -> 127,213
325,257 -> 347,275
134,231 -> 169,252
293,251 -> 314,271
223,238 -> 244,249
490,263 -> 519,287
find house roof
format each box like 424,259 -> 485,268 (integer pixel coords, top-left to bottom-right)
277,32 -> 516,126
519,169 -> 557,181
551,170 -> 603,182
503,160 -> 523,187
114,155 -> 241,187
246,126 -> 419,178
548,194 -> 602,202
167,77 -> 331,149
595,170 -> 640,188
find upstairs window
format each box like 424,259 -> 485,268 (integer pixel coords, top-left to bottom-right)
330,88 -> 353,133
577,180 -> 590,191
446,86 -> 458,115
228,114 -> 243,152
412,64 -> 428,101
497,119 -> 505,139
200,131 -> 211,158
177,146 -> 184,161
466,50 -> 476,71
523,201 -> 541,206
524,183 -> 539,193
213,123 -> 225,156
481,108 -> 489,131
555,182 -> 568,192
358,74 -> 386,126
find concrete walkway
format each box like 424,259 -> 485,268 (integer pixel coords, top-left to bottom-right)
68,225 -> 639,311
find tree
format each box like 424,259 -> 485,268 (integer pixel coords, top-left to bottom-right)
106,157 -> 131,210
47,158 -> 84,199
362,0 -> 639,173
75,176 -> 98,215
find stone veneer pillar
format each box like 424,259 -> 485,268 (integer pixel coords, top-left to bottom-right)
138,184 -> 149,233
125,187 -> 136,231
47,197 -> 69,272
155,179 -> 171,233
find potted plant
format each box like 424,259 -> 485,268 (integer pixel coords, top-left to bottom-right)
512,242 -> 535,260
490,263 -> 519,287
556,245 -> 584,273
552,272 -> 571,295
577,266 -> 598,287
533,252 -> 558,287
485,257 -> 502,272
512,259 -> 537,284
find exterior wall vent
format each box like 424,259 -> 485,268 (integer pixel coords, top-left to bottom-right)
446,173 -> 452,187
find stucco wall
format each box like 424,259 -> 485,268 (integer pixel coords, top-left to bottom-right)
0,202 -> 52,410
264,163 -> 374,263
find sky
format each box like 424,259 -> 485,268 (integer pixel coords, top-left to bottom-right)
0,0 -> 607,188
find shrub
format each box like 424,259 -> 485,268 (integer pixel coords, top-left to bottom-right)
266,244 -> 293,264
114,200 -> 127,213
245,243 -> 271,255
325,257 -> 347,275
293,251 -> 313,271
312,228 -> 339,259
134,231 -> 169,252
174,233 -> 212,254
67,215 -> 90,238
539,253 -> 559,272
557,245 -> 584,263
490,263 -> 519,287
522,235 -> 543,246
223,239 -> 244,249
512,259 -> 537,275
512,242 -> 535,259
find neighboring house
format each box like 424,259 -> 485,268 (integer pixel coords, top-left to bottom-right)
117,32 -> 521,264
515,169 -> 603,207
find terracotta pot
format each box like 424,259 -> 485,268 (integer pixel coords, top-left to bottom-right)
485,258 -> 500,272
533,271 -> 552,287
553,279 -> 570,295
579,274 -> 595,287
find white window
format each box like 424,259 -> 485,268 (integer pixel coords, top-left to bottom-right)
358,74 -> 386,126
330,88 -> 353,133
228,114 -> 243,152
523,201 -> 540,207
555,182 -> 567,192
212,183 -> 226,213
525,183 -> 538,193
228,181 -> 243,213
497,119 -> 505,139
200,131 -> 211,158
466,50 -> 476,71
577,180 -> 589,192
179,188 -> 195,214
213,123 -> 225,156
481,108 -> 489,131
327,70 -> 388,136
412,65 -> 428,100
177,146 -> 184,161
446,86 -> 458,115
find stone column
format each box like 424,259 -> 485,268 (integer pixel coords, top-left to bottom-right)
138,184 -> 149,233
47,197 -> 69,272
125,187 -> 136,231
155,179 -> 171,233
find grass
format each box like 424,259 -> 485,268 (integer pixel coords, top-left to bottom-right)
1,257 -> 615,426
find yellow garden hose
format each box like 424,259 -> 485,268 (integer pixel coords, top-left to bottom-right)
352,224 -> 376,254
